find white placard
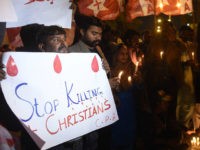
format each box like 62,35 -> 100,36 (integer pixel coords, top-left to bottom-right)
0,0 -> 17,22
6,0 -> 72,28
1,52 -> 118,150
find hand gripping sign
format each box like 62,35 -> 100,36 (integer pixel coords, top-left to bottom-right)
1,52 -> 118,150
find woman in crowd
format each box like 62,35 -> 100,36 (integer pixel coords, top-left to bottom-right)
110,43 -> 136,150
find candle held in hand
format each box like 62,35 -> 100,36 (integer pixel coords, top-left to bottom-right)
118,71 -> 124,79
160,50 -> 164,59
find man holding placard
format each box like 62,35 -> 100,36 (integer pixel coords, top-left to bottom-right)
68,16 -> 120,150
0,22 -> 119,150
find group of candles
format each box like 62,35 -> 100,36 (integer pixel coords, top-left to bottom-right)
191,136 -> 200,150
118,71 -> 123,80
159,50 -> 195,60
118,70 -> 132,84
118,48 -> 195,84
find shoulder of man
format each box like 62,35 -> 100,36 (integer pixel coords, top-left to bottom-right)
68,41 -> 91,53
68,42 -> 80,53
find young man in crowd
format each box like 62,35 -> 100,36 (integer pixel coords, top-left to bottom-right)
68,15 -> 119,89
0,17 -> 119,149
68,15 -> 120,150
0,25 -> 79,150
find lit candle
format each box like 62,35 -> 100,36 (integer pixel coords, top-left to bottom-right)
128,76 -> 132,84
160,50 -> 164,59
138,56 -> 142,63
197,137 -> 200,146
135,61 -> 139,73
191,137 -> 197,146
142,54 -> 144,59
118,71 -> 124,79
194,137 -> 196,146
192,52 -> 195,60
191,139 -> 194,146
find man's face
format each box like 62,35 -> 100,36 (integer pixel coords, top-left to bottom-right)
81,25 -> 102,48
117,46 -> 129,64
43,34 -> 68,53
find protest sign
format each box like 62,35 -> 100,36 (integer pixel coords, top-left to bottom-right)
0,0 -> 17,22
1,52 -> 118,150
6,0 -> 72,28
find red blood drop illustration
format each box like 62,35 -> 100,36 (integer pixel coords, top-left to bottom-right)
6,56 -> 18,77
54,55 -> 62,73
91,56 -> 99,72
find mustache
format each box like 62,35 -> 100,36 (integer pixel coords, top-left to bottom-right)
92,40 -> 101,46
58,45 -> 68,53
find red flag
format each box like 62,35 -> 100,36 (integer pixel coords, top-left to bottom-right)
156,0 -> 193,15
126,0 -> 155,22
78,0 -> 120,20
126,0 -> 193,21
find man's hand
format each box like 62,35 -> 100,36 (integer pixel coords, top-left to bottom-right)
102,58 -> 110,74
109,77 -> 120,90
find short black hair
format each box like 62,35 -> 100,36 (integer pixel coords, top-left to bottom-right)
124,29 -> 140,40
76,15 -> 104,31
36,25 -> 66,44
20,23 -> 44,48
123,29 -> 140,46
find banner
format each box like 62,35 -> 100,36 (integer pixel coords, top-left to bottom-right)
156,0 -> 193,15
126,0 -> 193,21
6,0 -> 72,28
78,0 -> 120,20
126,0 -> 155,22
1,52 -> 118,150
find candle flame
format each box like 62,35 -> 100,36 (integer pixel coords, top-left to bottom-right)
128,76 -> 132,83
191,136 -> 200,146
118,71 -> 124,79
160,51 -> 164,59
135,61 -> 139,73
192,52 -> 195,60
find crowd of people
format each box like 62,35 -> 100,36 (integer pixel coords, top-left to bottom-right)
0,13 -> 200,150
